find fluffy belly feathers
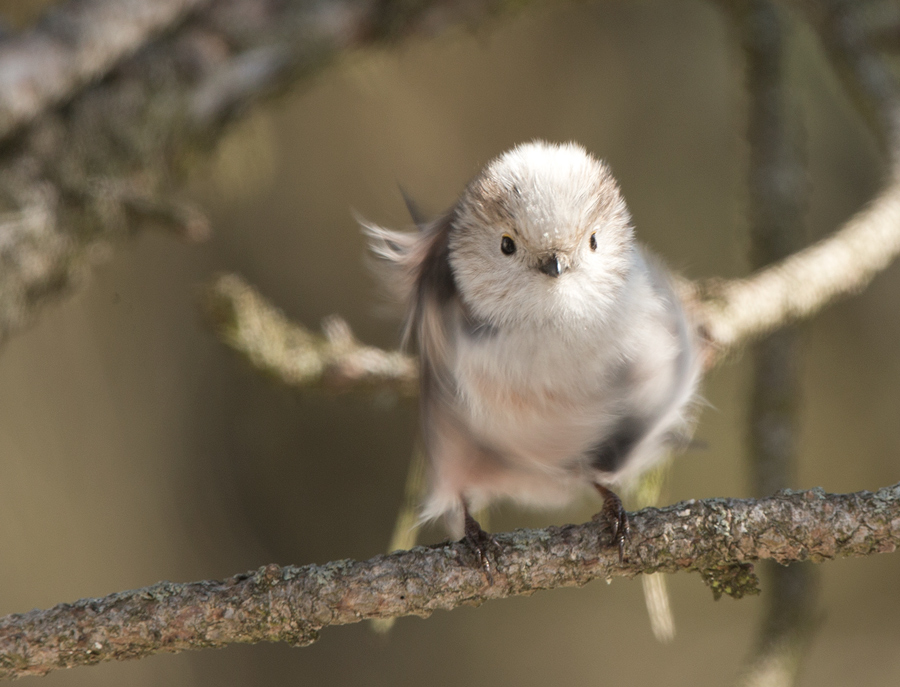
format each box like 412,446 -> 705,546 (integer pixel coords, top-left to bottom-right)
451,333 -> 621,473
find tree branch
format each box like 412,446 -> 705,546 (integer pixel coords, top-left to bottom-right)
692,167 -> 900,356
206,165 -> 900,385
1,484 -> 898,680
0,0 -> 520,346
732,2 -> 819,685
202,273 -> 418,395
695,0 -> 900,358
203,0 -> 900,387
793,0 -> 900,145
0,0 -> 210,143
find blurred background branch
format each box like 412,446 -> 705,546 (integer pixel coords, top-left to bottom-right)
0,0 -> 209,141
202,273 -> 417,395
1,483 -> 898,681
200,3 -> 900,393
696,0 -> 900,357
732,2 -> 817,686
0,0 -> 517,346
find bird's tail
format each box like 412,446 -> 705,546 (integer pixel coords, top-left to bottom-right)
370,446 -> 427,634
630,458 -> 676,643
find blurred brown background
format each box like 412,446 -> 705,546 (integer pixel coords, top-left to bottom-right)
0,0 -> 898,685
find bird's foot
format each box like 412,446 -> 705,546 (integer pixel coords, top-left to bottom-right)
463,510 -> 499,584
592,484 -> 630,563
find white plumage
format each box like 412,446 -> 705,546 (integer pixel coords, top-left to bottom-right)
365,141 -> 701,558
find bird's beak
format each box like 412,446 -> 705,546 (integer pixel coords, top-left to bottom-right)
539,254 -> 565,278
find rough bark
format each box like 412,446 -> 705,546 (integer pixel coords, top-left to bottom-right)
1,484 -> 898,680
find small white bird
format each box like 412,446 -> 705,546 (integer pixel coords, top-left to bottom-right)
365,141 -> 701,567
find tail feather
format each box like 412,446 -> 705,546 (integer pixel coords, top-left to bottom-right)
370,447 -> 427,635
642,573 -> 676,643
630,458 -> 676,643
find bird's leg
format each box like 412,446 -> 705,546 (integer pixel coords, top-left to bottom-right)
592,483 -> 630,563
462,504 -> 499,584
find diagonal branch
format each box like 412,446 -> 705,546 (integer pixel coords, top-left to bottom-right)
697,0 -> 900,359
1,484 -> 898,681
0,0 -> 210,143
693,133 -> 900,356
205,0 -> 900,385
0,0 -> 522,347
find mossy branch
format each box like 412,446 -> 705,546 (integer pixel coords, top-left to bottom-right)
1,485 -> 898,680
202,273 -> 417,395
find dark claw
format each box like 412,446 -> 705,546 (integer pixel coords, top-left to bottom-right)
463,509 -> 499,584
592,484 -> 630,563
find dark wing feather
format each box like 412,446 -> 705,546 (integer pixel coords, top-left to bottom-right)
398,185 -> 427,228
589,416 -> 647,473
408,211 -> 458,403
589,249 -> 700,478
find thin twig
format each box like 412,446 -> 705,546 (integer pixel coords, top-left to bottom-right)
793,0 -> 900,144
202,274 -> 418,395
1,484 -> 898,681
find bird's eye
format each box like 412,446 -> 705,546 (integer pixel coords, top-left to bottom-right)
501,235 -> 516,255
589,233 -> 597,251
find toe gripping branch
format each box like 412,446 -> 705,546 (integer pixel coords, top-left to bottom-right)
593,484 -> 630,563
458,484 -> 629,581
462,507 -> 499,583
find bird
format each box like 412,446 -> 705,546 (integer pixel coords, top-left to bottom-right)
364,141 -> 702,569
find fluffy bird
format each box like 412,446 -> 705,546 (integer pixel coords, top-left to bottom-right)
365,141 -> 701,565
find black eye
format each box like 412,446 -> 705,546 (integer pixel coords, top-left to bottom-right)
589,233 -> 597,251
501,235 -> 516,255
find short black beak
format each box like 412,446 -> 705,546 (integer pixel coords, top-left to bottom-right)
539,254 -> 565,278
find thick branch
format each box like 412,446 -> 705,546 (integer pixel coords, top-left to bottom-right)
0,0 -> 519,346
0,0 -> 209,142
1,484 -> 898,680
